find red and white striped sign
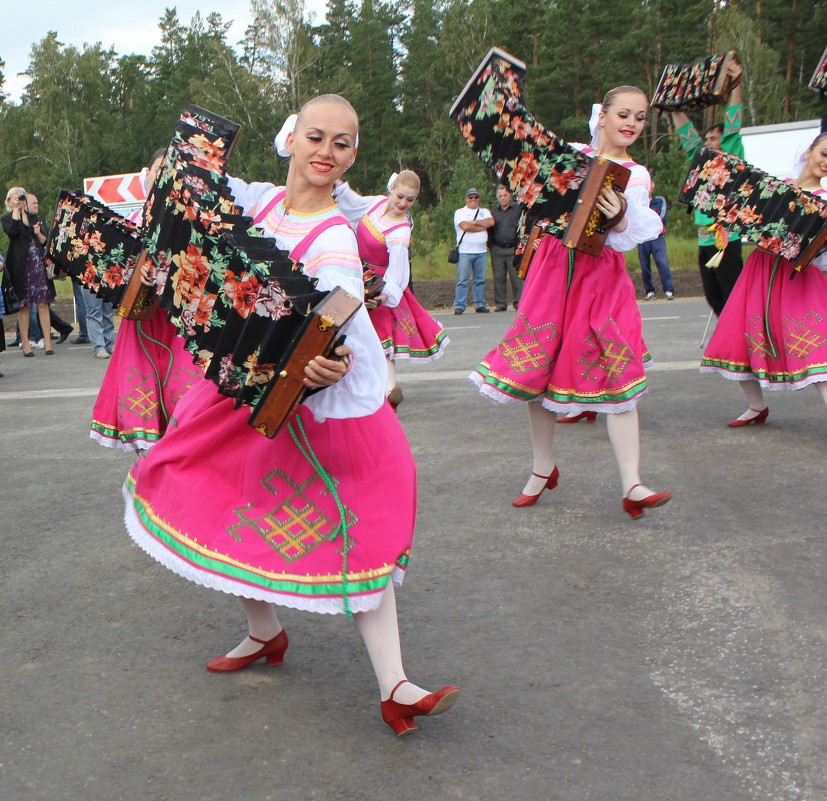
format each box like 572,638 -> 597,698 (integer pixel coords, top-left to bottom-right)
83,172 -> 146,215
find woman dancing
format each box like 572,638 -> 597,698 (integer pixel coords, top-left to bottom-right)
700,132 -> 827,424
334,170 -> 449,408
123,94 -> 459,735
459,64 -> 672,519
90,149 -> 204,451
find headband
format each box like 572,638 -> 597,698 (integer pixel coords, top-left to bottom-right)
386,172 -> 399,192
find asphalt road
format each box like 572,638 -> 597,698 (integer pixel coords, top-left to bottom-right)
1,297 -> 825,801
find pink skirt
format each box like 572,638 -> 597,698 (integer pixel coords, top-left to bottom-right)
123,380 -> 417,615
701,249 -> 827,389
369,285 -> 449,362
91,314 -> 203,451
470,236 -> 650,413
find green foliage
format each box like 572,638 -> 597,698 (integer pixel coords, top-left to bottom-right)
0,0 -> 823,261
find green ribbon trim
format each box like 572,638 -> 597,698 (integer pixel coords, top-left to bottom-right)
287,415 -> 352,617
763,255 -> 782,360
136,320 -> 175,424
566,248 -> 575,292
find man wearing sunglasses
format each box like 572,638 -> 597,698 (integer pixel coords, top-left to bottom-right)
452,188 -> 494,314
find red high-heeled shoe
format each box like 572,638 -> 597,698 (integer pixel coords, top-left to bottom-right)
622,484 -> 672,520
727,407 -> 768,427
206,629 -> 288,672
380,680 -> 461,736
556,410 -> 597,424
512,466 -> 560,507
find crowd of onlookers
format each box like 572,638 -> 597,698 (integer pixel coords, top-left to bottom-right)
1,186 -> 116,378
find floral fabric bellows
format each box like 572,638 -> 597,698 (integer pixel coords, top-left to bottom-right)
679,147 -> 827,268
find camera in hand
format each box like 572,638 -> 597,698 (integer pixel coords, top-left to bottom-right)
18,194 -> 26,201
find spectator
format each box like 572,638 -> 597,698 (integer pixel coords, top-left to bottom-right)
637,190 -> 674,300
489,184 -> 523,311
453,188 -> 494,314
2,186 -> 54,356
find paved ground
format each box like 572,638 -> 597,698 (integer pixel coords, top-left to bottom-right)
1,298 -> 825,801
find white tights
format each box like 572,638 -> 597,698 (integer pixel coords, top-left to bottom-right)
521,402 -> 654,499
225,585 -> 428,703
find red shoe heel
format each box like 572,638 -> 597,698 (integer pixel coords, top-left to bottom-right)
622,484 -> 672,520
557,410 -> 598,424
512,466 -> 560,507
380,680 -> 461,736
727,407 -> 768,427
206,629 -> 288,672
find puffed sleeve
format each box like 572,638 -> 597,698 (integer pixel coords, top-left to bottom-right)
605,167 -> 663,252
297,227 -> 387,420
226,176 -> 278,218
332,182 -> 373,227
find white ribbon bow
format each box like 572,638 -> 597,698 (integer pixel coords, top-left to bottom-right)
273,114 -> 298,157
588,103 -> 602,150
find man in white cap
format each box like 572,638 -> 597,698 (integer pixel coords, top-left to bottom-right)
452,188 -> 494,314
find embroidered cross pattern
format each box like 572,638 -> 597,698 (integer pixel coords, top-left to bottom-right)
227,469 -> 356,562
397,316 -> 417,338
783,312 -> 826,360
120,376 -> 160,418
498,314 -> 558,374
579,319 -> 632,383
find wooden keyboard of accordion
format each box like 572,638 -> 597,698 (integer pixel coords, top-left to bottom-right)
679,147 -> 827,271
451,47 -> 630,265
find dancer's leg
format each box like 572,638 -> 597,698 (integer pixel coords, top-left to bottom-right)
606,408 -> 656,501
224,598 -> 283,658
814,381 -> 827,408
354,583 -> 428,703
731,379 -> 767,421
520,401 -> 557,496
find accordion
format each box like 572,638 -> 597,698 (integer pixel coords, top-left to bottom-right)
678,147 -> 827,271
652,52 -> 738,113
809,46 -> 827,96
45,191 -> 144,307
45,105 -> 362,437
449,47 -> 630,266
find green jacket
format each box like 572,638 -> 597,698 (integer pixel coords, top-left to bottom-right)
678,104 -> 744,246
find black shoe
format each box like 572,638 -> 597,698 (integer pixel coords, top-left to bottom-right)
453,309 -> 464,315
475,306 -> 490,313
56,328 -> 72,344
70,336 -> 91,344
494,306 -> 507,312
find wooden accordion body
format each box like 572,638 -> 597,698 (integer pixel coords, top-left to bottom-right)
652,52 -> 737,113
449,47 -> 630,273
45,105 -> 362,438
679,147 -> 827,271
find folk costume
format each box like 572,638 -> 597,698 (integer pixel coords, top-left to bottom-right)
700,188 -> 827,391
335,183 -> 448,362
90,209 -> 203,451
123,178 -> 417,615
471,143 -> 662,414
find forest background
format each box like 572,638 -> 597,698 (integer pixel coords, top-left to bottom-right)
0,0 -> 824,279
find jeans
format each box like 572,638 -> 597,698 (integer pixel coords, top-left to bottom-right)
637,237 -> 674,295
84,287 -> 115,354
490,244 -> 523,309
72,281 -> 89,338
453,251 -> 488,311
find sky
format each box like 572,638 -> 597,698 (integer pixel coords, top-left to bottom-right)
2,1 -> 328,103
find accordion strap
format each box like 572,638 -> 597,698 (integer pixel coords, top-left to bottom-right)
253,189 -> 287,226
290,214 -> 351,263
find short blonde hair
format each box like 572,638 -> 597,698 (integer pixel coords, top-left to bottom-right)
392,170 -> 420,192
5,186 -> 27,211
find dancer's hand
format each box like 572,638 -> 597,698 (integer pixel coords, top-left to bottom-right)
304,344 -> 352,388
